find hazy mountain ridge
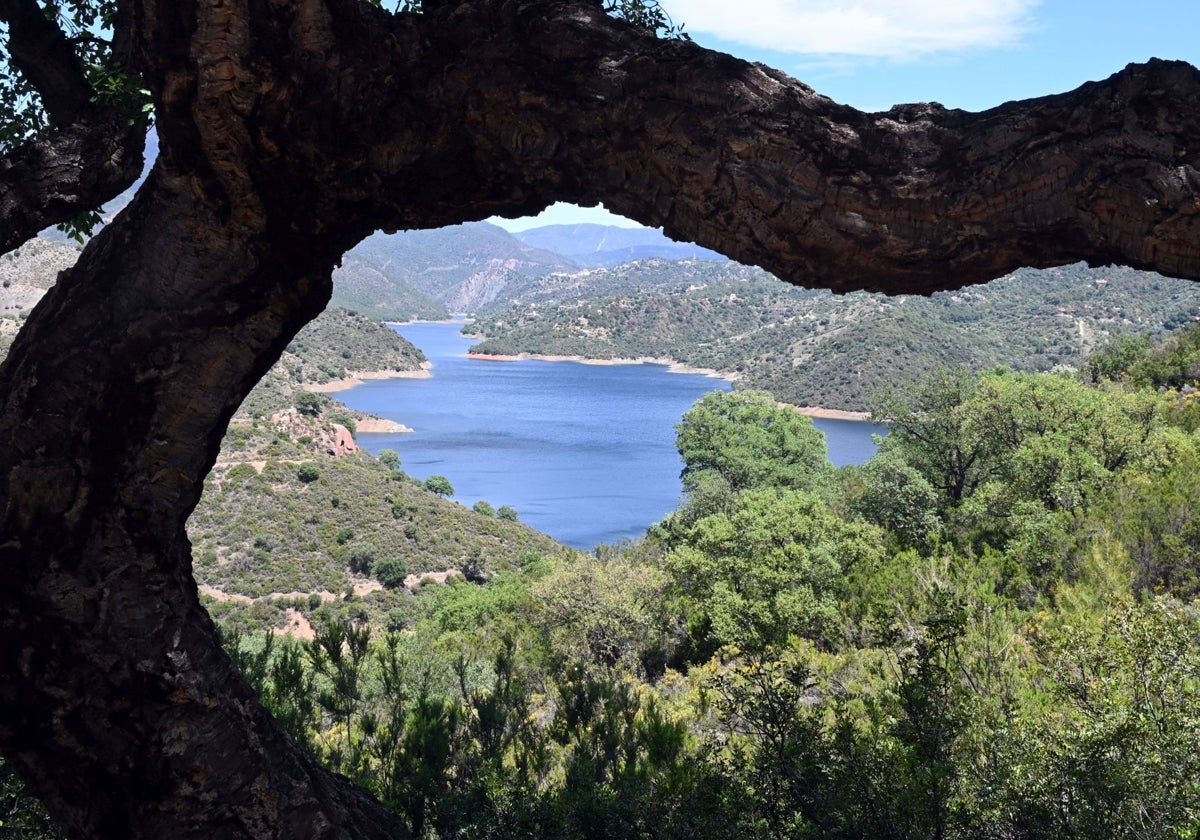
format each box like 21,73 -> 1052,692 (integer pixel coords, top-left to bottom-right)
332,223 -> 578,318
512,223 -> 723,266
1,239 -> 86,359
329,222 -> 734,319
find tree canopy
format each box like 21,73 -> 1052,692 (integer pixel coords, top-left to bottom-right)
1,0 -> 1199,836
675,389 -> 833,494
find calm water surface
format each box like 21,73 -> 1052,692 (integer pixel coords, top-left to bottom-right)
339,321 -> 883,549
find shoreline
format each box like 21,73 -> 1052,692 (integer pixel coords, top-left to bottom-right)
794,406 -> 871,422
303,364 -> 432,393
463,352 -> 870,420
386,317 -> 471,326
464,352 -> 737,382
354,417 -> 414,434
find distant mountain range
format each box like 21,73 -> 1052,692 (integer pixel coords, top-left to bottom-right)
330,222 -> 721,320
332,224 -> 575,320
511,224 -> 723,267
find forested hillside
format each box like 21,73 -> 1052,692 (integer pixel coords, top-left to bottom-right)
192,412 -> 567,636
469,259 -> 1200,410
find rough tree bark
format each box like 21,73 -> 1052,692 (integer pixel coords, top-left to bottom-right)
0,0 -> 1197,836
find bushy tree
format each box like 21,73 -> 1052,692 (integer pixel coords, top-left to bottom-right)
666,488 -> 883,654
851,451 -> 943,550
378,449 -> 401,471
1082,333 -> 1151,383
295,390 -> 325,416
423,475 -> 454,497
875,367 -> 1181,546
675,390 -> 833,495
347,542 -> 377,575
870,365 -> 990,505
999,598 -> 1200,837
532,555 -> 673,676
375,558 -> 409,590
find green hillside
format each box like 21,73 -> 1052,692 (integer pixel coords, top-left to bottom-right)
331,253 -> 450,322
468,260 -> 1200,410
190,313 -> 567,633
2,272 -> 565,637
234,306 -> 426,417
283,307 -> 426,383
190,413 -> 568,634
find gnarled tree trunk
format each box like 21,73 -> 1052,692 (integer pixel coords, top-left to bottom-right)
0,0 -> 1198,836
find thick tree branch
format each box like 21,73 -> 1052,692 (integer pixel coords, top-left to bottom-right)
0,0 -> 146,253
0,0 -> 93,125
421,5 -> 1200,292
130,0 -> 1200,297
0,111 -> 145,252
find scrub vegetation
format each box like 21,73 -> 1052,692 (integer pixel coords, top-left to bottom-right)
18,325 -> 1200,839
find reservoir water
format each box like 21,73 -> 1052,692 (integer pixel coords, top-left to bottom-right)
339,321 -> 884,549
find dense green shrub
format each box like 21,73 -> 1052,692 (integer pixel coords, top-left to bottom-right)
375,558 -> 409,589
347,542 -> 376,575
423,475 -> 454,497
294,391 -> 324,416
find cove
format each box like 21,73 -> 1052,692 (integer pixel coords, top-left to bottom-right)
338,321 -> 884,550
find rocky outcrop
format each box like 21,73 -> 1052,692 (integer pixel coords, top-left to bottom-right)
444,261 -> 518,311
325,424 -> 359,458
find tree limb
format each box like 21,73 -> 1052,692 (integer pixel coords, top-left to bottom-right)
0,0 -> 146,253
0,0 -> 94,125
0,112 -> 145,252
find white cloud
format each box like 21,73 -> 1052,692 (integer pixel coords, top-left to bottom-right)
667,0 -> 1038,58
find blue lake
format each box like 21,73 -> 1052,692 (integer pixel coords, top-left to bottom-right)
339,321 -> 884,550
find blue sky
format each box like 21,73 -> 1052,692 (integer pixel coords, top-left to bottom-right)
492,0 -> 1199,231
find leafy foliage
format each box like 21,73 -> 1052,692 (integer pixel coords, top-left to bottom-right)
375,558 -> 409,589
1,1 -> 152,240
423,475 -> 454,497
675,389 -> 833,494
0,757 -> 60,838
602,0 -> 690,39
665,487 -> 882,653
